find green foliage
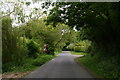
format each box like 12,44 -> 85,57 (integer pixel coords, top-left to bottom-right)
25,2 -> 31,6
2,2 -> 78,74
2,16 -> 28,66
2,17 -> 76,73
32,55 -> 53,66
3,55 -> 54,73
77,55 -> 120,79
19,19 -> 76,54
46,3 -> 120,78
71,51 -> 87,55
68,40 -> 91,52
3,62 -> 15,73
2,17 -> 28,73
3,58 -> 35,73
13,58 -> 36,72
54,51 -> 61,56
26,40 -> 39,58
67,43 -> 75,51
46,2 -> 120,56
73,46 -> 81,52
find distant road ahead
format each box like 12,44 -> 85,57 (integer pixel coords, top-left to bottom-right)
25,51 -> 93,78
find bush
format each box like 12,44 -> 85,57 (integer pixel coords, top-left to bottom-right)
27,40 -> 39,58
77,54 -> 120,79
2,62 -> 15,73
73,46 -> 81,52
32,55 -> 53,66
68,40 -> 91,52
2,17 -> 28,73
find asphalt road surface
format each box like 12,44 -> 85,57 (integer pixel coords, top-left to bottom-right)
25,51 -> 93,78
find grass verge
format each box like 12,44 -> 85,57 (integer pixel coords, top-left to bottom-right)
2,54 -> 54,78
54,51 -> 61,56
71,51 -> 87,55
76,55 -> 103,78
3,51 -> 62,78
76,53 -> 120,80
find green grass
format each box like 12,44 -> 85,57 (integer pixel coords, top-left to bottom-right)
3,54 -> 54,73
76,54 -> 120,79
11,58 -> 37,72
76,55 -> 102,78
54,51 -> 61,56
3,52 -> 61,74
32,55 -> 53,66
71,51 -> 87,55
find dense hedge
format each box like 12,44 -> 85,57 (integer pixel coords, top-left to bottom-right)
67,40 -> 91,52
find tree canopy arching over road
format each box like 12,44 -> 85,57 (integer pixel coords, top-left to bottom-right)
46,2 -> 120,57
45,2 -> 120,78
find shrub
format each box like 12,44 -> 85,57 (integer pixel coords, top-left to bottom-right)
27,40 -> 39,58
73,46 -> 81,52
68,40 -> 91,52
32,55 -> 53,66
2,17 -> 28,73
2,62 -> 15,73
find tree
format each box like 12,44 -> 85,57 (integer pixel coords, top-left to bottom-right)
2,16 -> 28,66
18,18 -> 77,54
46,2 -> 120,56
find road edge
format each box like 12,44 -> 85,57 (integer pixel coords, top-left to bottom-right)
74,57 -> 101,78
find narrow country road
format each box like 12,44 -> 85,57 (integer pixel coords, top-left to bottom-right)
24,51 -> 93,78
